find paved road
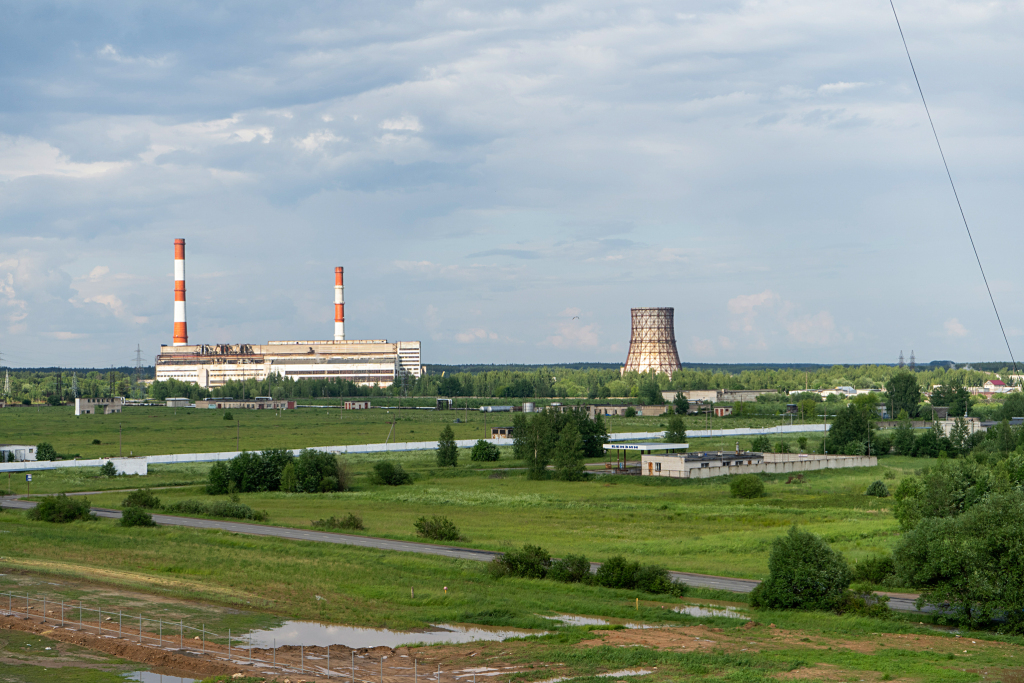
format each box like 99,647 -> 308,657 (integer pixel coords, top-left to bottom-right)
0,497 -> 924,612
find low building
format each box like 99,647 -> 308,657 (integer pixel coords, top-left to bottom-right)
195,397 -> 296,410
937,416 -> 985,437
344,401 -> 371,410
490,426 -> 513,439
75,397 -> 124,416
0,445 -> 36,462
713,406 -> 733,417
661,389 -> 778,404
166,398 -> 191,408
436,398 -> 453,410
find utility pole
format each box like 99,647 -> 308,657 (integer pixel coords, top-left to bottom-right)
236,420 -> 240,451
119,423 -> 122,458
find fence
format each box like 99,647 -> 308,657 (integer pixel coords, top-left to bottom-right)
0,590 -> 498,682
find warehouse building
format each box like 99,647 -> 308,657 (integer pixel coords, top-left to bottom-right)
195,397 -> 296,410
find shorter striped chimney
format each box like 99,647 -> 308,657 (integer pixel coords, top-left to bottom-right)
173,239 -> 188,346
334,266 -> 345,341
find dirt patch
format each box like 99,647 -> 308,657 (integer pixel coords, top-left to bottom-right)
775,663 -> 848,680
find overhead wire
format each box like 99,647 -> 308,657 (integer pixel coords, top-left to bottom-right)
888,0 -> 1019,377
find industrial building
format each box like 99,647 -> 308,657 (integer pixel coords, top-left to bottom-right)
0,445 -> 37,462
155,239 -> 422,389
74,397 -> 124,416
622,307 -> 681,376
195,398 -> 296,410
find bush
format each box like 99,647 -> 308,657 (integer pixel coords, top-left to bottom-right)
120,506 -> 156,527
624,407 -> 637,418
36,443 -> 57,462
774,440 -> 791,454
866,480 -> 890,498
27,494 -> 96,523
749,435 -> 771,452
92,439 -> 101,445
490,544 -> 551,579
294,449 -> 345,493
280,462 -> 297,492
470,440 -> 501,462
852,555 -> 896,585
122,489 -> 161,509
436,425 -> 459,467
223,411 -> 233,420
729,474 -> 765,499
370,461 -> 413,486
311,513 -> 364,531
414,515 -> 461,541
207,461 -> 230,495
98,461 -> 117,477
163,499 -> 269,522
594,556 -> 684,596
226,449 -> 294,493
749,526 -> 852,612
548,554 -> 591,583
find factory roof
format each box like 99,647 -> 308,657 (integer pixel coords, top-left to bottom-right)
603,443 -> 690,451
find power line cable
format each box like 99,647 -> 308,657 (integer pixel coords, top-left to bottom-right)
888,0 -> 1019,378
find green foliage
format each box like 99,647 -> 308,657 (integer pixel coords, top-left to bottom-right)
553,420 -> 586,481
122,488 -> 161,509
119,506 -> 156,527
27,494 -> 96,523
749,435 -> 771,452
98,461 -> 117,477
414,515 -> 461,541
672,393 -> 688,414
280,462 -> 297,492
865,480 -> 889,497
852,554 -> 895,585
826,404 -> 873,456
369,460 -> 413,486
931,378 -> 971,417
797,436 -> 808,452
311,513 -> 364,530
999,391 -> 1024,421
729,474 -> 765,499
893,417 -> 916,455
436,425 -> 459,467
870,432 -> 892,456
163,499 -> 269,522
624,406 -> 637,418
637,372 -> 664,405
548,554 -> 591,583
885,372 -> 921,418
893,459 -> 993,532
894,490 -> 1024,632
206,461 -> 230,495
223,411 -> 233,420
749,526 -> 851,612
664,415 -> 686,443
593,556 -> 684,596
227,449 -> 294,493
489,544 -> 551,579
294,449 -> 347,492
470,439 -> 500,462
773,440 -> 791,454
35,442 -> 57,461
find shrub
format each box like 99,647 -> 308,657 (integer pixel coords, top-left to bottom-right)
866,480 -> 890,497
294,449 -> 345,493
27,494 -> 96,523
207,461 -> 230,495
797,436 -> 809,452
774,440 -> 791,454
122,489 -> 161,509
624,407 -> 637,418
749,526 -> 852,612
370,461 -> 413,486
548,554 -> 591,583
98,461 -> 117,477
470,440 -> 501,462
311,513 -> 364,531
280,462 -> 297,492
594,556 -> 683,596
664,416 -> 686,443
36,443 -> 57,461
436,425 -> 459,467
414,515 -> 461,541
91,439 -> 101,445
852,554 -> 896,585
490,544 -> 551,579
749,435 -> 771,452
120,506 -> 156,527
223,411 -> 233,420
163,499 -> 269,522
730,474 -> 765,499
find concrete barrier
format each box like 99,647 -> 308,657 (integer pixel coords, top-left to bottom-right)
0,458 -> 147,476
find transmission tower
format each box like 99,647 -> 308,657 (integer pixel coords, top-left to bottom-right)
898,351 -> 905,368
909,351 -> 916,371
133,345 -> 144,399
71,372 -> 79,399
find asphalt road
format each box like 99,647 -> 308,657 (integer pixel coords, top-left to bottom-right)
0,497 -> 924,613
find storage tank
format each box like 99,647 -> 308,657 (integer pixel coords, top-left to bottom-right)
479,405 -> 513,413
522,402 -> 535,413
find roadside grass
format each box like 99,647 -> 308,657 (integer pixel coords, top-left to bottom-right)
0,628 -> 140,682
69,458 -> 921,580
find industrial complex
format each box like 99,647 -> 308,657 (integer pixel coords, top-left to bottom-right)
156,239 -> 422,389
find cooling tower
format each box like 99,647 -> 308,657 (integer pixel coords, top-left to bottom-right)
622,307 -> 681,375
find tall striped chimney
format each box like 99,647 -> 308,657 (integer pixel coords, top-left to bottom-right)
173,239 -> 188,346
334,266 -> 345,341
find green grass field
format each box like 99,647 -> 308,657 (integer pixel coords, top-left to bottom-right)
0,404 -> 821,459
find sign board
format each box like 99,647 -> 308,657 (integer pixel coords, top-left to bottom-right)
25,474 -> 32,482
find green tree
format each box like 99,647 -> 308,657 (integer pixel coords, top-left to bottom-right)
749,526 -> 852,612
999,392 -> 1024,421
523,411 -> 556,479
470,439 -> 500,462
511,413 -> 530,460
886,372 -> 921,418
637,372 -> 664,405
437,375 -> 463,397
893,413 -> 916,455
280,462 -> 298,492
826,404 -> 873,454
294,449 -> 342,492
664,415 -> 686,443
673,393 -> 688,415
948,416 -> 971,456
36,443 -> 57,461
930,378 -> 971,417
554,421 -> 586,481
436,425 -> 459,467
206,462 -> 230,495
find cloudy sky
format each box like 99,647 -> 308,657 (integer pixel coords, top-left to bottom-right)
2,0 -> 1023,368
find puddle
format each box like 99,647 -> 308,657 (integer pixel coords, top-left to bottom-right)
673,605 -> 749,620
541,615 -> 665,630
124,670 -> 196,683
243,621 -> 543,649
598,670 -> 653,678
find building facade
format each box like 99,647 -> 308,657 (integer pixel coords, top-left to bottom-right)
195,398 -> 296,410
75,397 -> 124,416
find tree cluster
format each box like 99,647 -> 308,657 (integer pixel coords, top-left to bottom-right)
511,409 -> 608,480
207,449 -> 349,494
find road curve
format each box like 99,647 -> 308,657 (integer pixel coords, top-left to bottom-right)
0,497 -> 923,612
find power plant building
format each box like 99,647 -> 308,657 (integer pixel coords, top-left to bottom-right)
155,239 -> 422,389
622,307 -> 682,376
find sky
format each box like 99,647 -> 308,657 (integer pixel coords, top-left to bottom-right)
2,0 -> 1024,369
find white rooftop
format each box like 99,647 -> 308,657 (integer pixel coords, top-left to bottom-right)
603,443 -> 689,450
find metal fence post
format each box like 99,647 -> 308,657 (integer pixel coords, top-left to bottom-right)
180,620 -> 182,649
327,644 -> 330,678
159,618 -> 162,647
61,599 -> 63,626
273,637 -> 275,665
79,601 -> 82,629
228,628 -> 230,658
202,624 -> 205,654
139,614 -> 142,644
119,610 -> 122,637
42,596 -> 45,624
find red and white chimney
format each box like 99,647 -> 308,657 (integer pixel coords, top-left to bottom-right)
334,266 -> 345,341
173,239 -> 188,346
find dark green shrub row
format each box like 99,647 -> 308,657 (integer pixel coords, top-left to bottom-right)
207,449 -> 350,495
27,494 -> 96,523
163,499 -> 269,522
414,515 -> 461,541
122,489 -> 161,509
311,513 -> 364,531
120,507 -> 156,527
488,545 -> 684,596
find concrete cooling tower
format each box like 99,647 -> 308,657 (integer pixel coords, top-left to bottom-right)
622,307 -> 682,375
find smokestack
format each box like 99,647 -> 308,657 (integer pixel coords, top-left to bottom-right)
334,266 -> 345,341
173,239 -> 188,346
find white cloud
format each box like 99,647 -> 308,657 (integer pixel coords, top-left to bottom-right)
455,328 -> 498,343
818,81 -> 865,94
379,116 -> 423,132
0,136 -> 129,181
88,266 -> 110,281
545,321 -> 599,348
786,311 -> 838,346
295,130 -> 346,152
944,318 -> 968,337
727,290 -> 780,332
